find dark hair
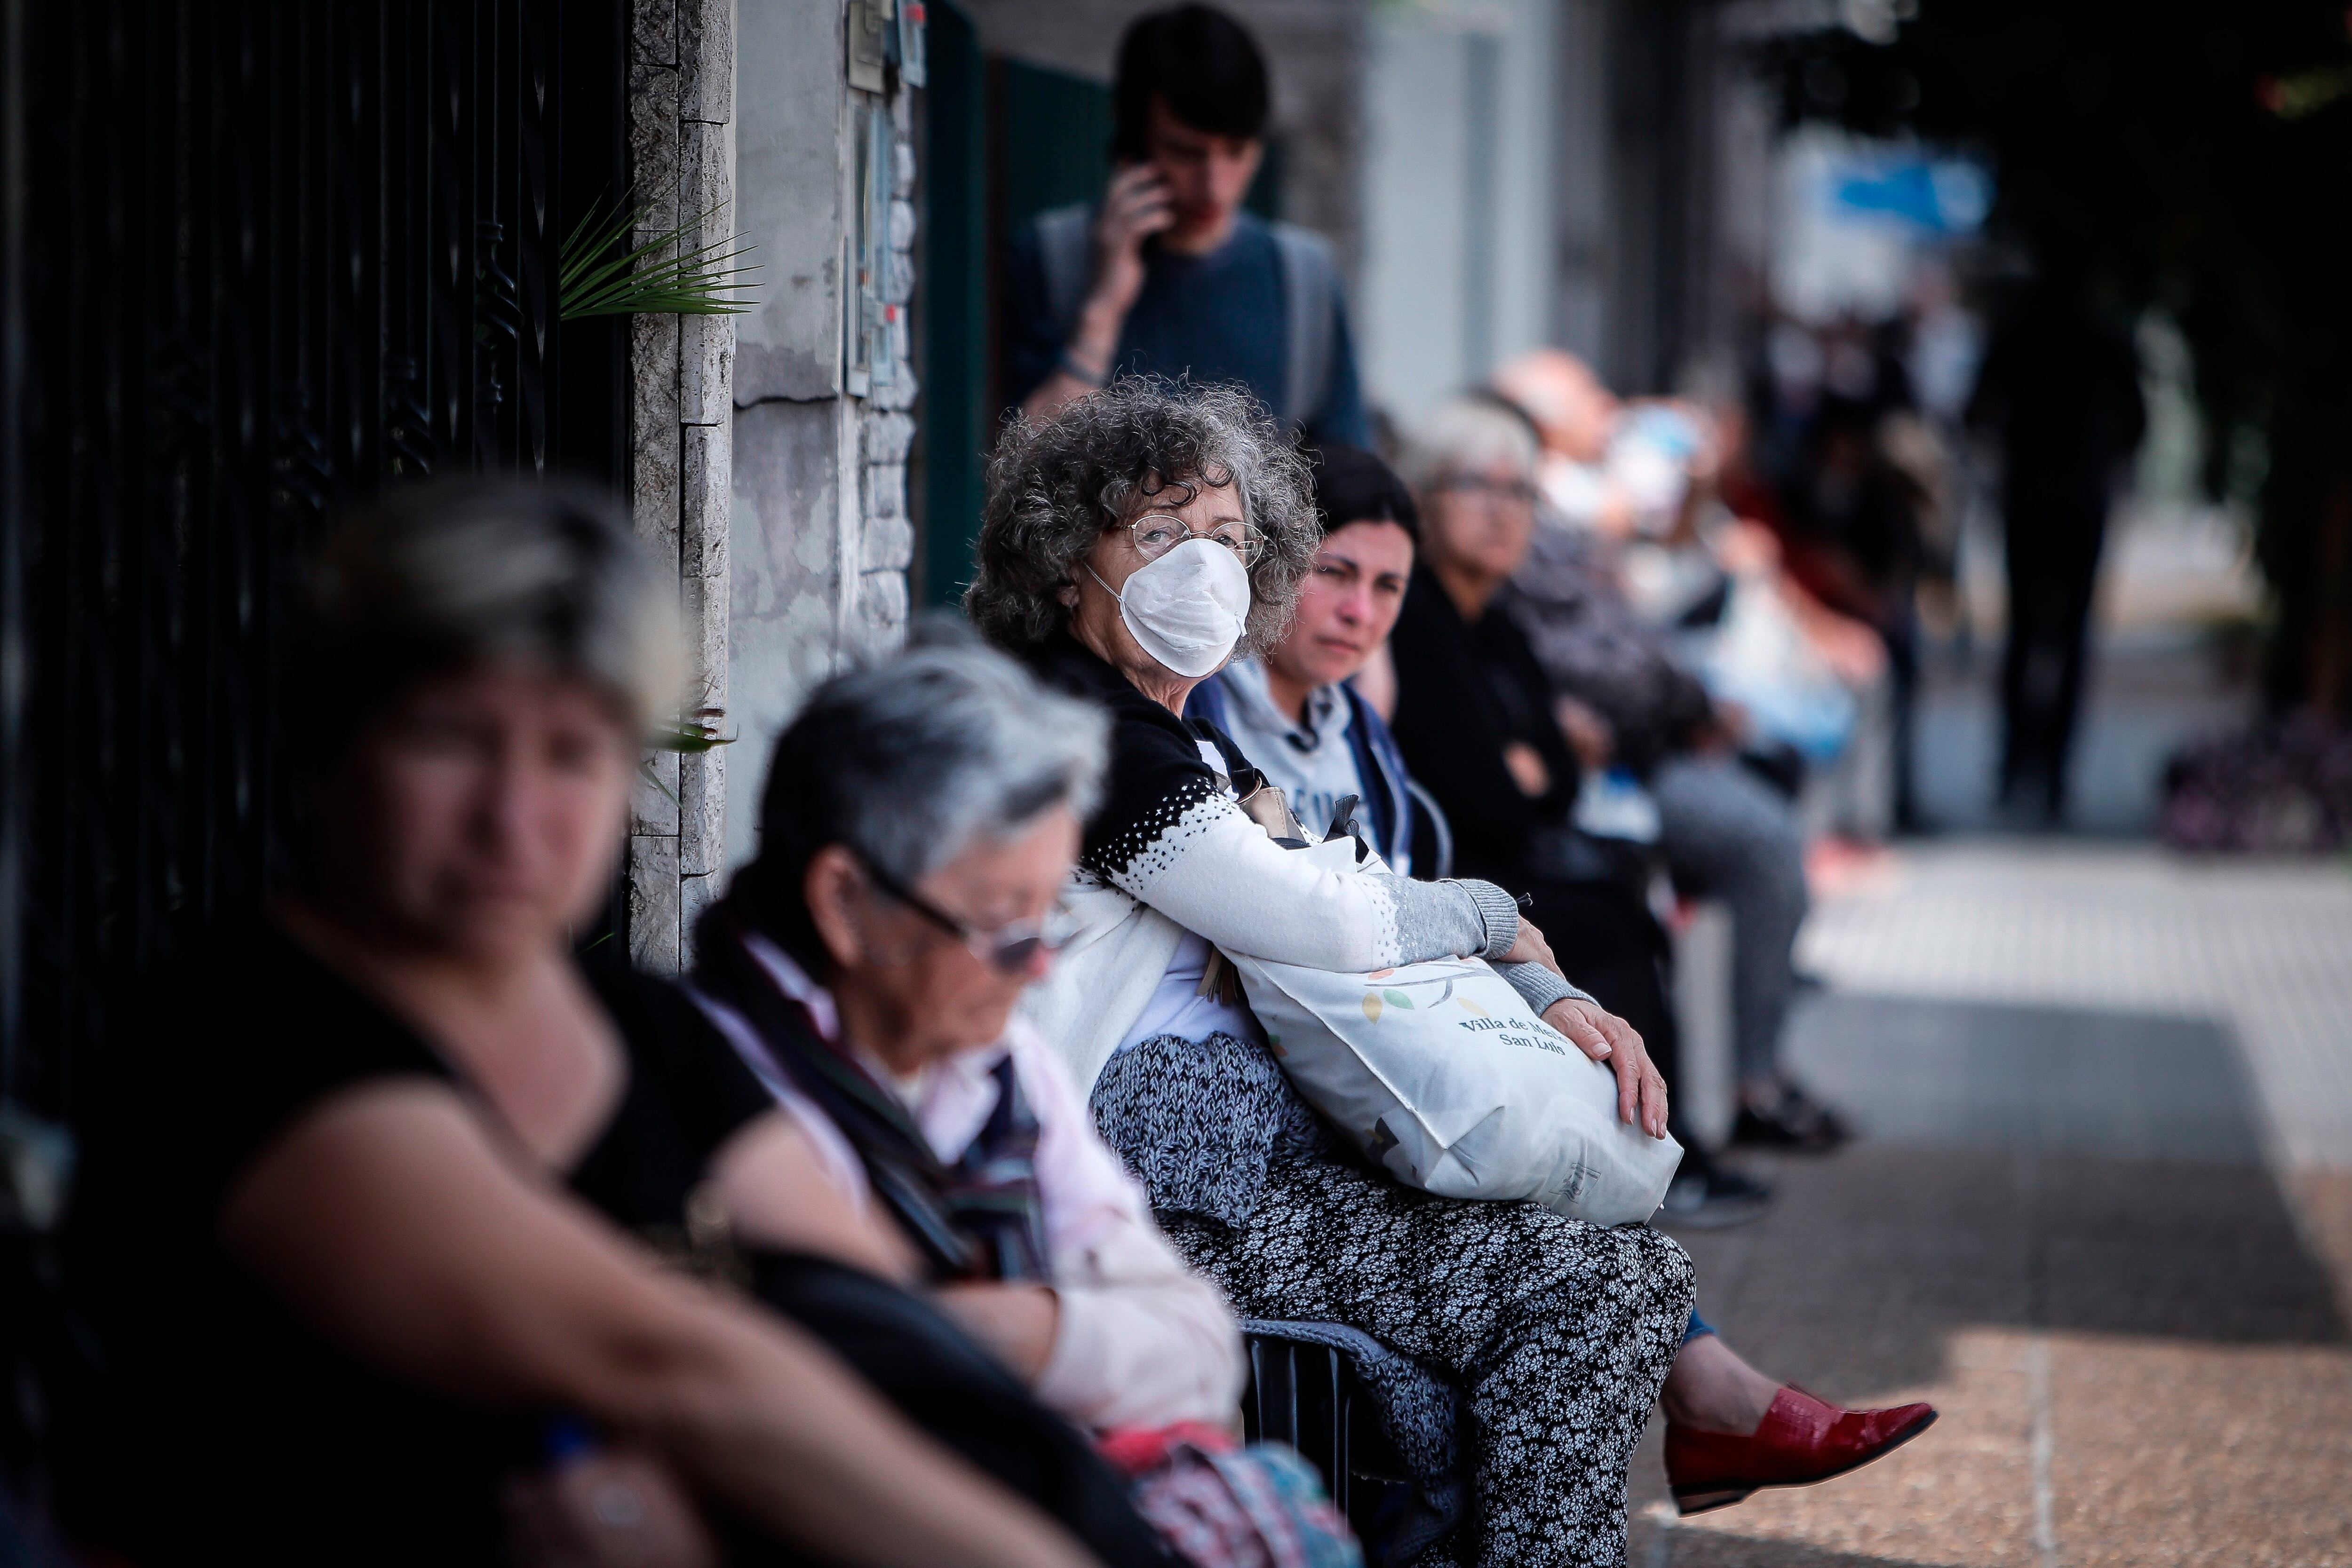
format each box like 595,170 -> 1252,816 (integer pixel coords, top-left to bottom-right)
1112,5 -> 1271,162
1303,441 -> 1418,545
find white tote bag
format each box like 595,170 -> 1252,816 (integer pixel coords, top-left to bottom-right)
1226,840 -> 1683,1227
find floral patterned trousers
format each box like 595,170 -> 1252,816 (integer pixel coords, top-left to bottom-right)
1095,1032 -> 1694,1568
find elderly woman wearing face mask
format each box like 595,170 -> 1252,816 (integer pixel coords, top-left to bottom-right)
966,378 -> 1699,1568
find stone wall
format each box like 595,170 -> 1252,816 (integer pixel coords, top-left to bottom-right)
627,0 -> 737,974
625,0 -> 922,971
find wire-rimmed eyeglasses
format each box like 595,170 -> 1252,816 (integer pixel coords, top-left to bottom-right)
1124,511 -> 1265,566
854,850 -> 1060,975
1431,473 -> 1542,507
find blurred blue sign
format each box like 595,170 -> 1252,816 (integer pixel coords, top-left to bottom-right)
1831,156 -> 1989,235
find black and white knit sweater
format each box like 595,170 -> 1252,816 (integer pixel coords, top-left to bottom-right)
1015,633 -> 1591,1095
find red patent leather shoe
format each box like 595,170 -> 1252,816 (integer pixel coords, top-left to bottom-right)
1664,1386 -> 1938,1515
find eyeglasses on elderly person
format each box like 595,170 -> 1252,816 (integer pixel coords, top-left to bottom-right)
1124,478 -> 1267,566
851,845 -> 1063,977
1428,472 -> 1542,508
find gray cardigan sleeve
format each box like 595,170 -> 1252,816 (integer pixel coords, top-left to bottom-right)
1497,961 -> 1597,1019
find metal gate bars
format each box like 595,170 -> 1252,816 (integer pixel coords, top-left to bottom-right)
0,0 -> 629,1121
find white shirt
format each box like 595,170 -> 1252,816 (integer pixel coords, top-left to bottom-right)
691,935 -> 1245,1431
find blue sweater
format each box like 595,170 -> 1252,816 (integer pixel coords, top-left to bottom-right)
1186,673 -> 1417,874
1002,210 -> 1369,448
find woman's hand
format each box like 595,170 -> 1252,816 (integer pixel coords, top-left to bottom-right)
1541,998 -> 1670,1140
1025,166 -> 1173,420
1499,916 -> 1563,979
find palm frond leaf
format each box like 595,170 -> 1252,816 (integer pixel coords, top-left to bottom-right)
559,192 -> 760,320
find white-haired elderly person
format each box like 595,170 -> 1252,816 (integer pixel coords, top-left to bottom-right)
680,626 -> 1358,1561
684,626 -> 1248,1430
964,376 -> 1700,1568
63,479 -> 1117,1568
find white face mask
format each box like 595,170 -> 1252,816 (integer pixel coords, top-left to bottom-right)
1089,536 -> 1254,678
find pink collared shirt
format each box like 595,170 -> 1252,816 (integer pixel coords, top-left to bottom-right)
691,935 -> 1245,1431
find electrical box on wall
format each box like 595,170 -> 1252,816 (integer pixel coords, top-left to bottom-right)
848,0 -> 890,93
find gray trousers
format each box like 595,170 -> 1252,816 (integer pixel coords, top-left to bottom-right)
1652,754 -> 1809,1089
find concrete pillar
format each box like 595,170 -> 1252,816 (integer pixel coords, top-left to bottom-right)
723,0 -> 922,881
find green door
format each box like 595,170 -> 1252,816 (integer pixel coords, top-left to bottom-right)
917,39 -> 1277,609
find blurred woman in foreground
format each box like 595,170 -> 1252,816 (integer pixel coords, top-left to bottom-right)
64,480 -> 1103,1568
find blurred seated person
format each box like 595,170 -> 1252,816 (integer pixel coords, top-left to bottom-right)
1491,360 -> 1864,1149
1005,3 -> 1367,447
61,479 -> 1120,1568
684,629 -> 1250,1438
1385,398 -> 1758,1191
1195,440 -> 1935,1513
1183,443 -> 1423,867
1490,348 -> 1706,546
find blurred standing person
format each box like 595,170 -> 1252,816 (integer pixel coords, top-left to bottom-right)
1968,259 -> 2146,822
1002,4 -> 1368,446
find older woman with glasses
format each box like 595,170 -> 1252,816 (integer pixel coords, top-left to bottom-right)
679,627 -> 1376,1563
965,377 -> 1698,1568
684,629 -> 1248,1438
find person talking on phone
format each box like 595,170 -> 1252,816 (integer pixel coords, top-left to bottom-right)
1002,4 -> 1369,447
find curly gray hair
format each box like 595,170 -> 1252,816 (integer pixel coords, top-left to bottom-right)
963,378 -> 1318,655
